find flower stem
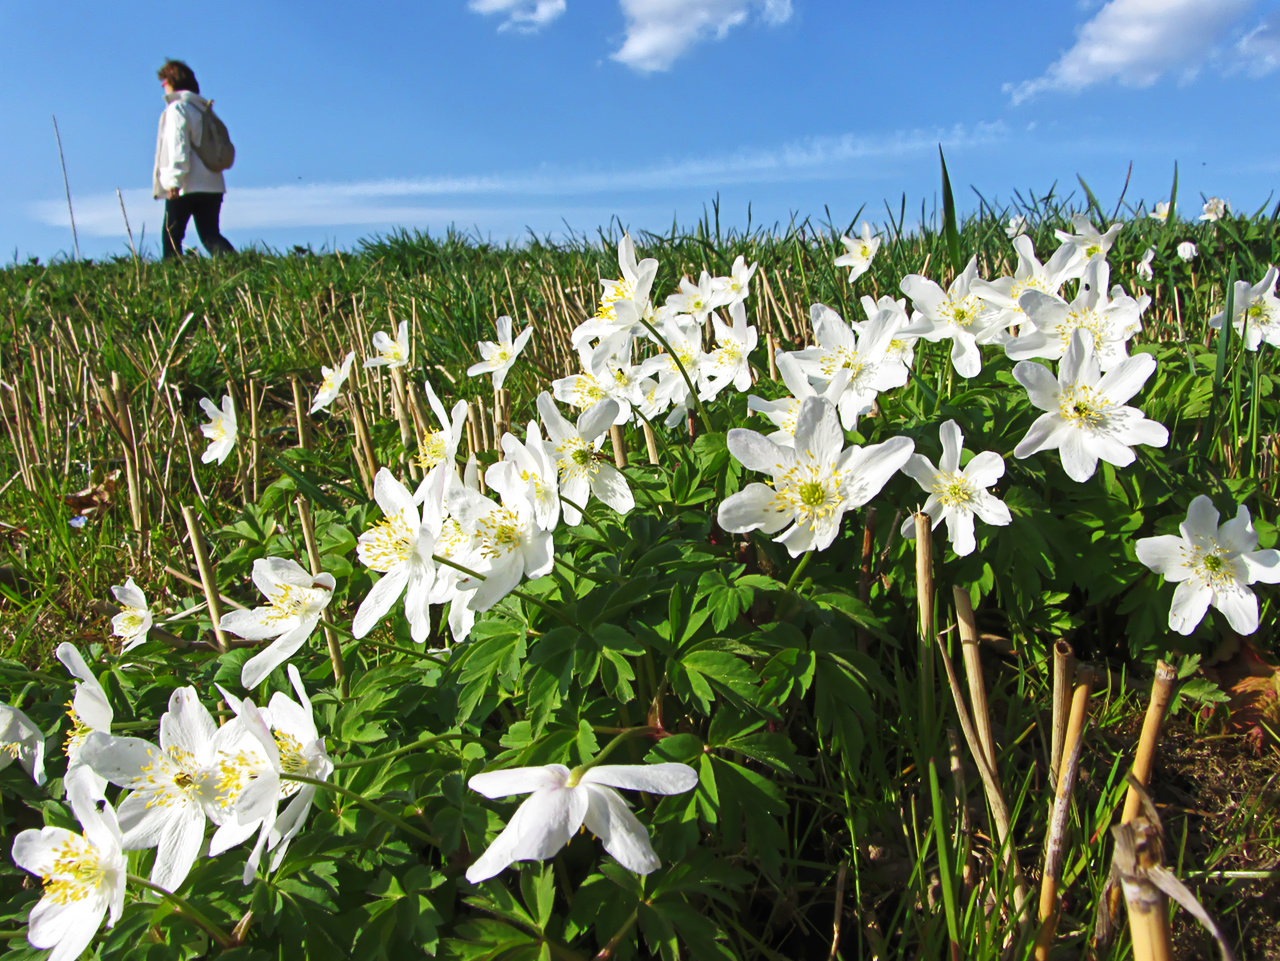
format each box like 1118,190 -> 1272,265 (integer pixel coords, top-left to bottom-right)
557,496 -> 613,542
583,726 -> 659,771
280,773 -> 441,847
127,874 -> 236,948
784,551 -> 812,593
635,316 -> 715,434
332,732 -> 497,769
431,554 -> 582,631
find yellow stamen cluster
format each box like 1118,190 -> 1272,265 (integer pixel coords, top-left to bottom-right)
556,438 -> 600,481
938,294 -> 984,330
0,740 -> 22,759
567,376 -> 607,408
358,515 -> 417,573
771,461 -> 847,532
1058,384 -> 1109,430
595,278 -> 634,321
415,430 -> 448,470
818,349 -> 866,380
275,731 -> 310,797
1059,309 -> 1106,351
1007,275 -> 1052,308
139,745 -> 203,810
1184,543 -> 1239,590
476,509 -> 523,560
933,472 -> 977,509
63,704 -> 90,756
42,835 -> 106,905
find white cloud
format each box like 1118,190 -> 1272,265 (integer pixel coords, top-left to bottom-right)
468,0 -> 566,33
34,121 -> 1007,236
1234,12 -> 1280,75
1005,0 -> 1256,104
611,0 -> 792,72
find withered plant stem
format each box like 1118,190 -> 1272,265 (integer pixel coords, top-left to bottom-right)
1035,664 -> 1094,959
180,507 -> 229,653
1122,660 -> 1178,824
1050,639 -> 1075,790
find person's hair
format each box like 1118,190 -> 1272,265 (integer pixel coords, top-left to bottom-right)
157,59 -> 199,94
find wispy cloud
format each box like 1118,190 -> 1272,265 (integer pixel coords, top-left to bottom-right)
1005,0 -> 1256,104
34,121 -> 1008,236
468,0 -> 566,33
1233,11 -> 1280,76
612,0 -> 792,72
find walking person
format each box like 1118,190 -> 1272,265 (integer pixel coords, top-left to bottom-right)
153,59 -> 235,259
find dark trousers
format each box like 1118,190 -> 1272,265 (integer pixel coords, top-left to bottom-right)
162,192 -> 235,259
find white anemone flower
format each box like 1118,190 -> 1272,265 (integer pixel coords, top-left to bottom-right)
365,320 -> 410,368
451,474 -> 553,612
553,342 -> 648,424
899,420 -> 1011,557
492,421 -> 561,531
701,301 -> 758,399
109,577 -> 153,652
747,353 -> 851,447
1053,213 -> 1123,268
788,303 -> 908,430
1013,329 -> 1168,482
468,315 -> 533,390
834,222 -> 880,283
198,394 -> 237,465
79,688 -> 234,892
571,235 -> 658,349
11,766 -> 125,961
221,666 -> 333,882
1006,215 -> 1027,238
414,379 -> 469,481
718,396 -> 914,556
310,351 -> 356,414
57,643 -> 113,794
1137,247 -> 1156,282
1009,254 -> 1148,370
1136,496 -> 1280,636
664,271 -> 717,325
1209,264 -> 1280,351
855,295 -> 918,368
970,234 -> 1084,329
1149,201 -> 1171,221
1177,241 -> 1198,262
465,761 -> 698,883
1200,197 -> 1228,222
536,394 -> 634,526
219,558 -> 336,689
900,256 -> 1004,378
0,702 -> 46,784
711,255 -> 758,307
353,467 -> 443,644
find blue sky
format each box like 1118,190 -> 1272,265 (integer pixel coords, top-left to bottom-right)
4,0 -> 1280,262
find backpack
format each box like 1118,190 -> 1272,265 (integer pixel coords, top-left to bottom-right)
193,101 -> 235,172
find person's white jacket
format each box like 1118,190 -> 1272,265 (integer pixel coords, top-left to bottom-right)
152,90 -> 226,199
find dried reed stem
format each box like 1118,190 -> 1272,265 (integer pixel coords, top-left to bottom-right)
642,422 -> 660,465
1035,665 -> 1094,958
914,513 -> 935,734
291,376 -> 311,449
1121,660 -> 1178,824
296,495 -> 347,697
610,424 -> 627,469
1050,639 -> 1075,790
180,507 -> 229,653
953,586 -> 995,770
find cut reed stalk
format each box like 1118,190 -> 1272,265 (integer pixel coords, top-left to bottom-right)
291,376 -> 311,449
1121,660 -> 1178,824
180,506 -> 229,653
610,424 -> 627,469
1050,639 -> 1075,790
914,513 -> 935,736
1035,664 -> 1094,959
296,495 -> 347,698
953,586 -> 995,770
642,422 -> 660,465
